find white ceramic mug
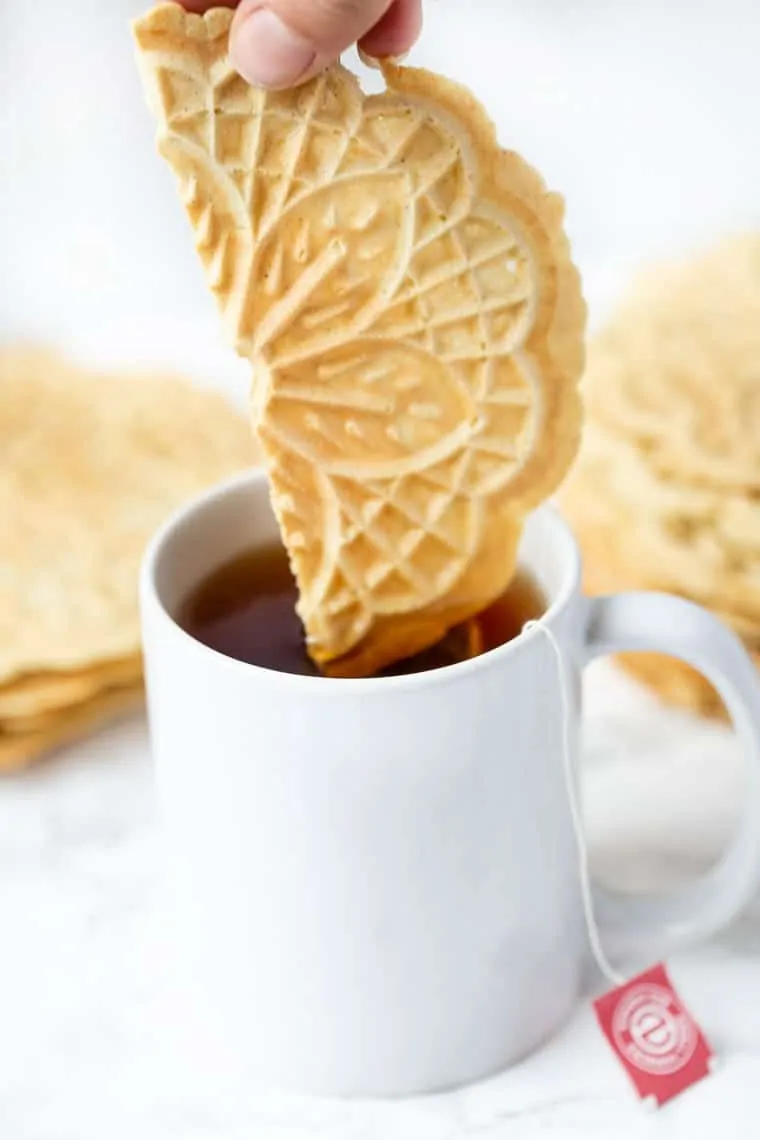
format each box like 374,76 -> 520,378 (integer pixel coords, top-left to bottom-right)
140,470 -> 760,1098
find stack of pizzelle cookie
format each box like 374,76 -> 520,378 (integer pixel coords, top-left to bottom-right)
0,346 -> 255,770
133,3 -> 587,677
561,233 -> 760,716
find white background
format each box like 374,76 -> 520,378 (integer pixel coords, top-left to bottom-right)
1,2 -> 760,1136
3,0 -> 760,382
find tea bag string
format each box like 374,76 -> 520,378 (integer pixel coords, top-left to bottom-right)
523,620 -> 626,988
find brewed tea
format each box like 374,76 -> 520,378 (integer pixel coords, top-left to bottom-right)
178,544 -> 546,677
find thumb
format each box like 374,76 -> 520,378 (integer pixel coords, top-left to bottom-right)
230,0 -> 395,90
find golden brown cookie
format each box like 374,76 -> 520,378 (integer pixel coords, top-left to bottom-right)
0,345 -> 255,686
133,4 -> 586,675
564,486 -> 760,721
582,232 -> 760,491
559,233 -> 760,716
563,431 -> 760,618
0,656 -> 142,720
615,652 -> 735,721
0,685 -> 144,773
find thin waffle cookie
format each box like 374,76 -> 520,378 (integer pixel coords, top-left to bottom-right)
0,656 -> 142,720
133,4 -> 586,676
567,423 -> 760,614
0,345 -> 255,686
561,232 -> 760,717
583,232 -> 760,491
0,686 -> 144,774
1,678 -> 143,735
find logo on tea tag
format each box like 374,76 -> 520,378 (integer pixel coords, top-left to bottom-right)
593,963 -> 714,1107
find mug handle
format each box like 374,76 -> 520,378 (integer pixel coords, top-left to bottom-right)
582,591 -> 760,961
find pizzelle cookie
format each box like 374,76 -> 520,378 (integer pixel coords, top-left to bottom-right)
561,232 -> 760,717
585,233 -> 760,491
0,343 -> 255,766
0,686 -> 144,774
133,4 -> 586,676
567,422 -> 760,614
0,344 -> 255,684
0,656 -> 142,720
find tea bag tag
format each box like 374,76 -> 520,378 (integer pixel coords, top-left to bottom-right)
524,619 -> 717,1109
593,963 -> 716,1108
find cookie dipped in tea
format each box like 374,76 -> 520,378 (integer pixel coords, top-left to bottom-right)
178,543 -> 546,678
134,4 -> 585,679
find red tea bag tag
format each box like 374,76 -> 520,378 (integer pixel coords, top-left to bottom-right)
593,963 -> 715,1108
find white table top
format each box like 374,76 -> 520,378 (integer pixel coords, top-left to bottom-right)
1,664 -> 759,1139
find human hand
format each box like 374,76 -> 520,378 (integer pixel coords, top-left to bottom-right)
180,0 -> 423,90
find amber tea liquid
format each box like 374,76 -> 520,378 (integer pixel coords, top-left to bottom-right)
178,543 -> 546,677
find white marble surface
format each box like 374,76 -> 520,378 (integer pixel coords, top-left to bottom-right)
1,666 -> 760,1139
2,0 -> 760,1135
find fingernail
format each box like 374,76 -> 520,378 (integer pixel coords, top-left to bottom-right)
231,7 -> 316,89
358,47 -> 409,71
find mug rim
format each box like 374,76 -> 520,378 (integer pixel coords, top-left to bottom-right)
140,469 -> 582,696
